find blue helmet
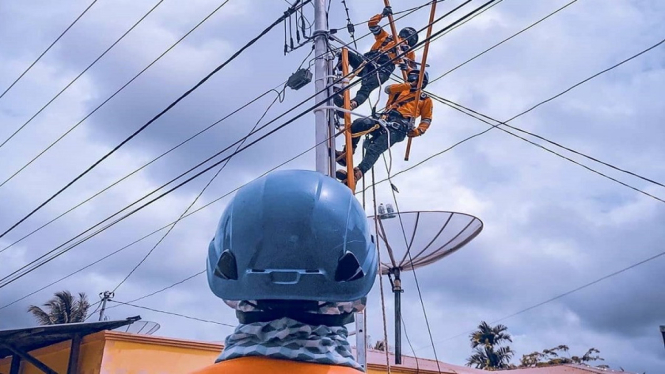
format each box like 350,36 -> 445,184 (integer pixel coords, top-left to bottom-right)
206,169 -> 377,303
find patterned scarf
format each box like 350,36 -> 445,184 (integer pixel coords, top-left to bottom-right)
217,299 -> 365,371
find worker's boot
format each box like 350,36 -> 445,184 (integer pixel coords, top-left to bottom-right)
335,167 -> 363,183
335,146 -> 356,167
335,150 -> 347,167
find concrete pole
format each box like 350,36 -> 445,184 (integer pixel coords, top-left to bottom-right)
313,0 -> 332,175
98,291 -> 113,321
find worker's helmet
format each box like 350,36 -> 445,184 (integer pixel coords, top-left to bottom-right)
206,169 -> 377,303
407,69 -> 429,89
399,27 -> 418,48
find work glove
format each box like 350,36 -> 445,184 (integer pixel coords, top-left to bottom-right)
381,6 -> 393,17
407,128 -> 423,138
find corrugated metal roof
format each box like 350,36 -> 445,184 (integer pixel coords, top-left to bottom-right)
0,316 -> 140,359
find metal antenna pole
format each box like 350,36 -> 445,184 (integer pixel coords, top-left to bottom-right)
393,268 -> 403,364
313,0 -> 332,175
356,308 -> 367,370
98,291 -> 114,321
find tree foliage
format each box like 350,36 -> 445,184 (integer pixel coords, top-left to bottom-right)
28,291 -> 90,325
519,346 -> 605,368
466,321 -> 514,370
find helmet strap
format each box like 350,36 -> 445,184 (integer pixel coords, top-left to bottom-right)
236,310 -> 355,326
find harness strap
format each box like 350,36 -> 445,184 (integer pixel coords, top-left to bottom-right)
388,96 -> 417,111
352,124 -> 380,138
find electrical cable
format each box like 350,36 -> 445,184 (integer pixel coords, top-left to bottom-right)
0,0 -> 99,102
0,0 -> 498,291
0,84 -> 284,255
420,247 -> 665,351
0,0 -> 455,304
111,89 -> 285,293
0,0 -> 236,189
371,167 -> 392,373
429,93 -> 665,198
332,0 -> 448,29
381,156 -> 442,373
440,97 -> 665,203
0,0 -> 310,239
0,0 -> 166,151
83,300 -> 103,321
0,123 -> 344,300
340,0 -> 358,50
111,270 -> 206,308
401,316 -> 420,371
362,36 -> 665,198
1,96 -> 346,309
109,300 -> 235,327
429,0 -> 578,84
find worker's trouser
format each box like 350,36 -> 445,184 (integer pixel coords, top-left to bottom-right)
345,51 -> 395,107
348,116 -> 408,174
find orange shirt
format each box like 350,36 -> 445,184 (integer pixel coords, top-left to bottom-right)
190,356 -> 361,374
385,83 -> 433,133
367,14 -> 417,64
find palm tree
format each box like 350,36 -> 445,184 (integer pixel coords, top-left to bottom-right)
470,321 -> 513,349
466,321 -> 514,370
28,291 -> 91,325
467,346 -> 514,370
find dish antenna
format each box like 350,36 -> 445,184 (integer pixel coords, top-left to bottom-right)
369,210 -> 483,364
114,320 -> 160,335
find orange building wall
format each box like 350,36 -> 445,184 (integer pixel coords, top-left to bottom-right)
0,333 -> 105,374
99,331 -> 221,373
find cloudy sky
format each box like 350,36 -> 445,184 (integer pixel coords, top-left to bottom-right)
1,0 -> 664,372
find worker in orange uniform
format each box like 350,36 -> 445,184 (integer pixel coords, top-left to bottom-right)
334,6 -> 418,110
336,69 -> 432,183
191,169 -> 377,373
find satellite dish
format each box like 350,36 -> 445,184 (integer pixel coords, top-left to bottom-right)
368,210 -> 483,274
113,320 -> 160,335
367,210 -> 483,365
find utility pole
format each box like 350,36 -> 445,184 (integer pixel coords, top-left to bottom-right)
313,0 -> 333,176
98,291 -> 114,322
312,0 -> 365,367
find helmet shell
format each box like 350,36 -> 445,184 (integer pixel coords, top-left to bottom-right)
207,170 -> 377,302
399,27 -> 419,48
408,69 -> 429,89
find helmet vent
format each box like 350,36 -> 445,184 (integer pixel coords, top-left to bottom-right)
214,250 -> 238,280
335,252 -> 365,282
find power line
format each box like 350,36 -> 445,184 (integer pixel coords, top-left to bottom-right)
365,37 -> 665,198
0,0 -> 235,188
0,0 -> 99,102
0,0 -> 166,151
0,0 -> 471,306
111,88 -> 285,293
0,84 -> 285,255
2,121 -> 340,310
0,0 -> 498,291
420,248 -> 665,351
429,93 -> 665,202
1,0 -> 468,249
0,0 -> 309,239
429,0 -> 578,84
113,271 -> 206,308
109,300 -> 235,327
84,300 -> 103,322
